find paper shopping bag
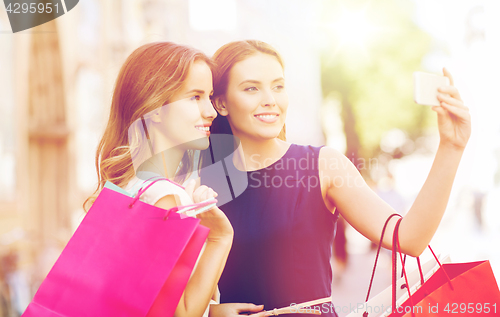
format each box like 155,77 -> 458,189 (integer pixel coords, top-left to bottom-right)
346,254 -> 451,317
351,214 -> 500,317
22,179 -> 209,317
394,260 -> 500,316
389,219 -> 500,317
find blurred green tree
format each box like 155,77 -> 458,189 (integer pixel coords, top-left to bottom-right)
321,0 -> 435,164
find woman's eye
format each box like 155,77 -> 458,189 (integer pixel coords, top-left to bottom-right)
274,85 -> 285,91
244,87 -> 257,92
190,95 -> 201,101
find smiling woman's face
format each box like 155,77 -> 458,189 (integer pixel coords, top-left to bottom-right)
221,53 -> 288,141
152,60 -> 216,152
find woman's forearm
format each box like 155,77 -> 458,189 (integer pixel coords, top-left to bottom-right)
399,142 -> 464,256
175,237 -> 232,317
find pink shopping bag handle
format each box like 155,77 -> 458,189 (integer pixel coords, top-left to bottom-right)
161,199 -> 217,220
129,176 -> 185,208
128,176 -> 217,219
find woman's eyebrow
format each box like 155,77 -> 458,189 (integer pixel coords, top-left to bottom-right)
238,79 -> 260,86
184,89 -> 205,95
238,77 -> 284,86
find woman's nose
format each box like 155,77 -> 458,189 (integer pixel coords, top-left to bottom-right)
261,89 -> 276,107
202,98 -> 217,119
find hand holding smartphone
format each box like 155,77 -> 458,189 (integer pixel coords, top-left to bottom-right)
413,71 -> 450,106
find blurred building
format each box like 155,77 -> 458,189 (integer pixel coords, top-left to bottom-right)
0,0 -> 326,307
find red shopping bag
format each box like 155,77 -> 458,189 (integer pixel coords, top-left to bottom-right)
389,218 -> 500,317
359,214 -> 500,317
22,178 -> 209,317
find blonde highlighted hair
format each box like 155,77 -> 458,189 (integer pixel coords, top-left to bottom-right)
84,42 -> 212,211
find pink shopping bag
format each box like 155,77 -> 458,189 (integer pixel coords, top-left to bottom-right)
22,178 -> 209,317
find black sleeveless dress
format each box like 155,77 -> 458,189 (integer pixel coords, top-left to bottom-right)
202,144 -> 339,316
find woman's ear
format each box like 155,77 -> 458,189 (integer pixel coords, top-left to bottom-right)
150,107 -> 163,123
150,113 -> 161,123
212,96 -> 229,116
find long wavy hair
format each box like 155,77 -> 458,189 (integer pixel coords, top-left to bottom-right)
84,42 -> 212,211
210,40 -> 287,140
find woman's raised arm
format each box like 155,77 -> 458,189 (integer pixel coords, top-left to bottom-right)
320,68 -> 471,257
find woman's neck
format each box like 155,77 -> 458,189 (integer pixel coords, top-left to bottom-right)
236,135 -> 290,171
137,147 -> 185,180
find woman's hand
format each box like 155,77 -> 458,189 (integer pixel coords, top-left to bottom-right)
209,303 -> 271,316
433,68 -> 471,150
185,180 -> 234,243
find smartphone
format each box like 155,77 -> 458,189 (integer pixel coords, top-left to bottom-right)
413,71 -> 450,106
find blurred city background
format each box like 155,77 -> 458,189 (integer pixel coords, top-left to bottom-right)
1,0 -> 499,316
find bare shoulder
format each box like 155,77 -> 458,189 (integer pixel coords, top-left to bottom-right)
318,146 -> 355,175
319,146 -> 345,161
154,194 -> 179,210
318,146 -> 367,194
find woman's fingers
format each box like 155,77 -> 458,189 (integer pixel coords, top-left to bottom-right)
210,188 -> 218,198
440,102 -> 471,120
210,303 -> 269,317
193,185 -> 218,203
437,85 -> 461,101
443,67 -> 455,86
439,68 -> 462,102
192,185 -> 207,203
437,68 -> 467,114
250,311 -> 273,317
235,304 -> 265,313
436,93 -> 467,110
238,304 -> 264,312
431,105 -> 445,113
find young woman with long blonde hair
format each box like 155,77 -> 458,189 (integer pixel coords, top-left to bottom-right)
85,42 -> 234,317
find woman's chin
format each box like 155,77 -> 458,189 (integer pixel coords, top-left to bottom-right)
184,137 -> 210,150
231,126 -> 284,142
254,129 -> 283,140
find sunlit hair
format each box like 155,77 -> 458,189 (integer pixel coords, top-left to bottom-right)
210,40 -> 286,140
84,42 -> 213,211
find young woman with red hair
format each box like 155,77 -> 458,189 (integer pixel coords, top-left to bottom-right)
85,42 -> 234,317
203,40 -> 471,316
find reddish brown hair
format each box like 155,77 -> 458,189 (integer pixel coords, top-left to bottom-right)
84,42 -> 212,211
210,40 -> 286,139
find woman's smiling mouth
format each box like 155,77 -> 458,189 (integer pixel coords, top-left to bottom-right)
195,124 -> 211,135
254,113 -> 279,123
